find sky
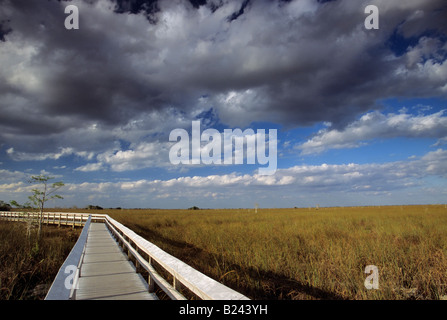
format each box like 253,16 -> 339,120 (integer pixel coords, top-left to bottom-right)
0,0 -> 446,209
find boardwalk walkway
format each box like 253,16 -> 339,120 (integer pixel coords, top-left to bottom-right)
75,223 -> 157,300
1,212 -> 250,300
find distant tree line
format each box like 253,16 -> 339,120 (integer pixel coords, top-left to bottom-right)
87,205 -> 103,210
2,201 -> 203,211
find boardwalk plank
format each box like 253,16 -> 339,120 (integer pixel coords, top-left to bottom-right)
75,223 -> 158,300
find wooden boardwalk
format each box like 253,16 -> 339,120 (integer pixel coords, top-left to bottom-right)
75,223 -> 157,300
2,212 -> 250,300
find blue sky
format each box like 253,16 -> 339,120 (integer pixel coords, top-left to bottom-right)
0,0 -> 446,209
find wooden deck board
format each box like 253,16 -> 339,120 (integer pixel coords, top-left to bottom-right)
75,223 -> 158,300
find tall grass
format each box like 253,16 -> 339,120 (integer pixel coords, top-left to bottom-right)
103,205 -> 447,300
0,221 -> 80,300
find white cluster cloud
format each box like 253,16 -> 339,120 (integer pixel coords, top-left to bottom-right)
6,147 -> 94,161
76,141 -> 172,172
0,169 -> 27,182
66,148 -> 447,207
3,148 -> 445,208
298,109 -> 447,155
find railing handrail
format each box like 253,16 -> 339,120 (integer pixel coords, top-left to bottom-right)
45,215 -> 92,300
103,215 -> 249,300
0,211 -> 105,222
0,211 -> 250,300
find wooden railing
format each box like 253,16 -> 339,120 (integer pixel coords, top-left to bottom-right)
45,215 -> 92,300
0,211 -> 249,300
0,211 -> 104,227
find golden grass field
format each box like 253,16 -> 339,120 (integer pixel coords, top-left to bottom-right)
60,204 -> 447,300
0,222 -> 80,300
3,205 -> 446,300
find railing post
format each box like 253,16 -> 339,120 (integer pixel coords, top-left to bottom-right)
148,275 -> 155,293
121,233 -> 125,250
147,256 -> 155,293
173,277 -> 181,292
134,247 -> 140,271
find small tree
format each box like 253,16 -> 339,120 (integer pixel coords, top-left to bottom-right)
10,200 -> 31,209
27,175 -> 64,238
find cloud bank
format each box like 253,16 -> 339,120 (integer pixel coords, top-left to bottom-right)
0,0 -> 446,160
2,148 -> 446,208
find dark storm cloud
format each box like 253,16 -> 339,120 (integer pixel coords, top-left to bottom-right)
1,0 -> 172,129
0,22 -> 12,42
0,0 -> 446,156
